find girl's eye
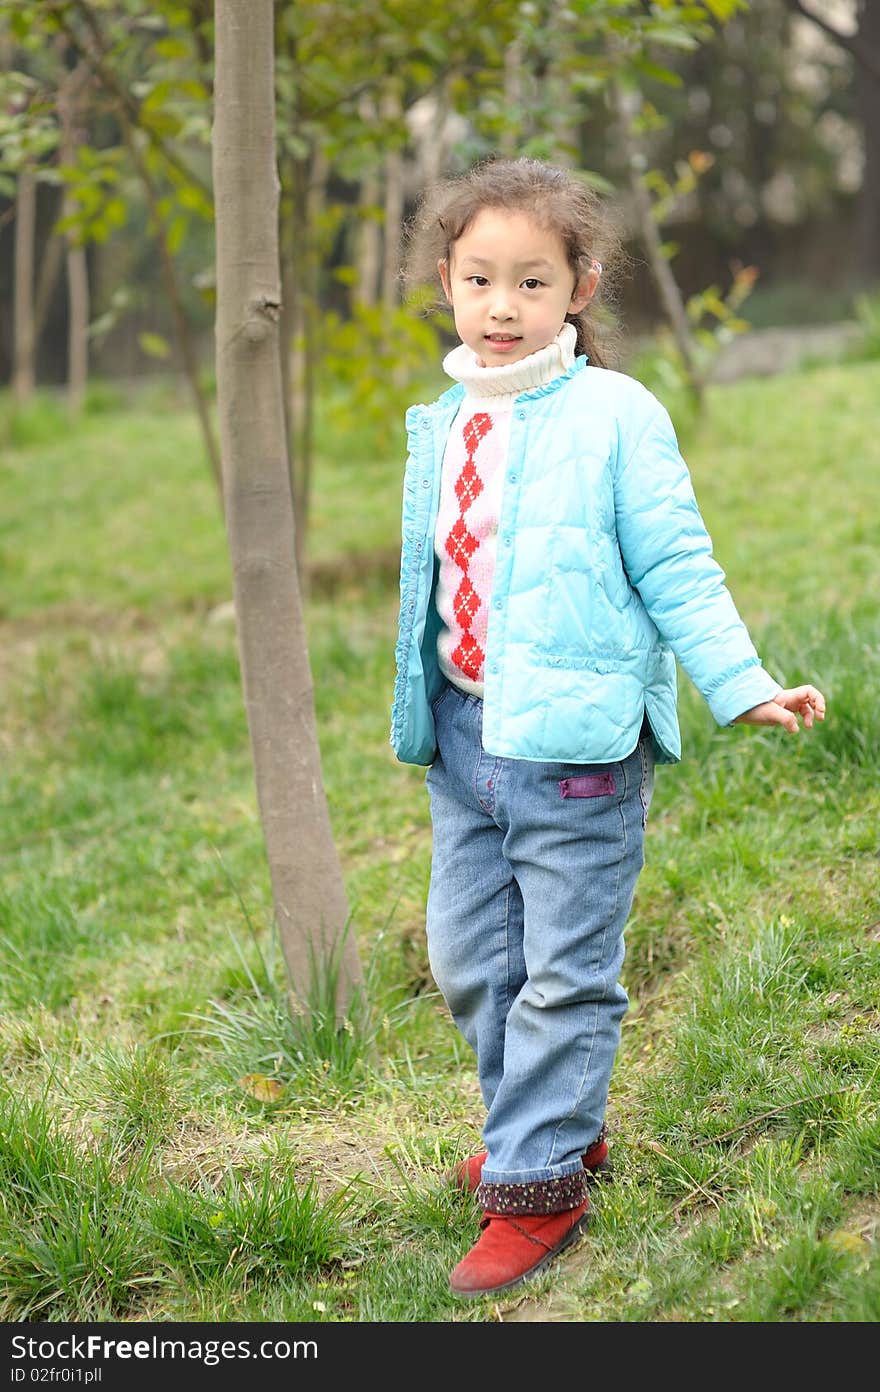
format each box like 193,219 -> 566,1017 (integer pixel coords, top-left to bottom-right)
521,277 -> 543,290
468,275 -> 490,287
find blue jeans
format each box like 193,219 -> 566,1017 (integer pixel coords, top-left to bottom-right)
425,684 -> 654,1213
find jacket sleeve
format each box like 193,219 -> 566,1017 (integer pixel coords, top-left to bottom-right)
613,400 -> 781,726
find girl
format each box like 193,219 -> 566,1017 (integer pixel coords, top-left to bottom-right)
389,157 -> 825,1300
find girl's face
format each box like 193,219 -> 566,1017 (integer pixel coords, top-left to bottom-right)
439,208 -> 596,368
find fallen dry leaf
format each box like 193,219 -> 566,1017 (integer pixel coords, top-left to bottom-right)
237,1073 -> 283,1102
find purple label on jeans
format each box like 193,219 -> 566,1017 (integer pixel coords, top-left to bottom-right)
559,773 -> 616,798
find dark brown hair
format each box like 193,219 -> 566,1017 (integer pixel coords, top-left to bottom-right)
403,156 -> 626,368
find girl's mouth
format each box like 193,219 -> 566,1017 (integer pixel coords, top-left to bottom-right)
485,335 -> 522,352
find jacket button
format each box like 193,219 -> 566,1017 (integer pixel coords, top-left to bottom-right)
517,409 -> 526,419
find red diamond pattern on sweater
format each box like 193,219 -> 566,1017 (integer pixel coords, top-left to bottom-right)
450,633 -> 483,682
455,458 -> 483,510
453,575 -> 480,626
463,413 -> 493,454
445,516 -> 478,569
446,411 -> 493,682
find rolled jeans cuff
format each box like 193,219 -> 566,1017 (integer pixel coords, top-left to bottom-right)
477,1168 -> 587,1216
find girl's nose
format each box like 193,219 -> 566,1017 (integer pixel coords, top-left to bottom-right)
490,294 -> 516,320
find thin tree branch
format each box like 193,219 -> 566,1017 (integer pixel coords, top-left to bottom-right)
784,0 -> 880,84
47,1 -> 213,202
45,0 -> 222,495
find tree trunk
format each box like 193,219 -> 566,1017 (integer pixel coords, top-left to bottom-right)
500,39 -> 525,156
855,0 -> 880,281
131,136 -> 223,496
49,1 -> 223,496
212,0 -> 362,1018
65,242 -> 89,417
381,80 -> 404,315
283,144 -> 328,584
546,13 -> 578,164
300,147 -> 328,576
283,152 -> 311,584
13,168 -> 37,404
58,63 -> 89,417
356,96 -> 381,306
611,81 -> 704,406
34,223 -> 64,347
628,163 -> 703,396
415,76 -> 452,198
786,0 -> 880,283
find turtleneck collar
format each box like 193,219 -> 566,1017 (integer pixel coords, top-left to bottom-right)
442,322 -> 578,404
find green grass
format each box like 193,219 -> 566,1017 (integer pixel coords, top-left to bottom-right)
0,356 -> 878,1323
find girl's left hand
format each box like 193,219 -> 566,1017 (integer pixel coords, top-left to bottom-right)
734,685 -> 826,733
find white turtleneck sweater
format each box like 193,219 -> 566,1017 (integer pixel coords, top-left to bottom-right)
434,323 -> 578,697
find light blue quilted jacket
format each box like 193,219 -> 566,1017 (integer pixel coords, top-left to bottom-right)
389,357 -> 780,767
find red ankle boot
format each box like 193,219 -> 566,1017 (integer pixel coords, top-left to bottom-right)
449,1201 -> 589,1297
451,1127 -> 611,1193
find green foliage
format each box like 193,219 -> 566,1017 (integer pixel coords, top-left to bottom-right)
0,67 -> 59,187
0,881 -> 94,1012
321,298 -> 452,447
82,376 -> 128,414
137,331 -> 173,360
627,262 -> 759,435
845,290 -> 880,364
79,1043 -> 188,1149
0,1084 -> 357,1320
55,145 -> 128,246
0,0 -> 214,371
0,1089 -> 161,1321
184,911 -> 387,1105
148,1165 -> 356,1284
0,388 -> 71,450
